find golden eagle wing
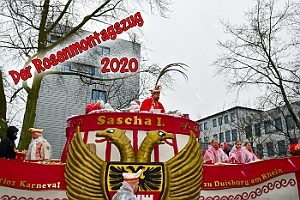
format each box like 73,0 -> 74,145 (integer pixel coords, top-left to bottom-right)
65,127 -> 108,200
161,131 -> 203,200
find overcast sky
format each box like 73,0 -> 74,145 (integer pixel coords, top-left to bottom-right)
4,0 -> 263,124
138,0 -> 260,120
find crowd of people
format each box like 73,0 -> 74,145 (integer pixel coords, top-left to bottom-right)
86,85 -> 166,114
203,138 -> 260,164
0,126 -> 52,161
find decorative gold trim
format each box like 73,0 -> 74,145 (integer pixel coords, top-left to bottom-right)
161,131 -> 203,200
65,127 -> 108,200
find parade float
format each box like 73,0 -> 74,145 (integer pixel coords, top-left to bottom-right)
0,111 -> 300,200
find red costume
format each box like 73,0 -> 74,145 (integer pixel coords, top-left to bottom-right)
140,85 -> 165,113
140,97 -> 165,113
85,100 -> 102,114
85,104 -> 95,114
246,148 -> 260,161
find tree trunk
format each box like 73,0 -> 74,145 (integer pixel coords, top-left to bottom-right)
0,70 -> 7,139
279,82 -> 300,133
17,73 -> 43,150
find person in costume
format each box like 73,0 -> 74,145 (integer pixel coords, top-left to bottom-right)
140,63 -> 189,113
244,142 -> 260,161
111,169 -> 142,200
0,126 -> 19,159
85,100 -> 103,114
229,140 -> 253,163
140,85 -> 165,113
27,128 -> 52,161
129,100 -> 140,111
203,138 -> 229,164
220,142 -> 230,156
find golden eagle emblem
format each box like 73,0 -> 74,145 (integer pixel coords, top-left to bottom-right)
65,127 -> 203,200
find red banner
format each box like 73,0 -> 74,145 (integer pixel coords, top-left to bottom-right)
1,156 -> 300,191
66,112 -> 200,136
0,159 -> 66,191
202,156 -> 300,189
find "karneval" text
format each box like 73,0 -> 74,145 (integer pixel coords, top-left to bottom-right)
0,177 -> 60,190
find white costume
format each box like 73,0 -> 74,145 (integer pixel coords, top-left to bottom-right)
204,145 -> 229,164
229,146 -> 253,163
129,101 -> 140,110
27,128 -> 52,160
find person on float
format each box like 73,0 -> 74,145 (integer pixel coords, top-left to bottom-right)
129,99 -> 141,111
220,142 -> 230,156
26,128 -> 52,161
85,100 -> 103,114
203,138 -> 229,164
0,126 -> 19,159
244,142 -> 260,162
229,140 -> 253,163
111,169 -> 142,200
140,85 -> 165,113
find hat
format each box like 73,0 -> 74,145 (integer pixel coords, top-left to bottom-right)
29,128 -> 43,134
7,126 -> 19,139
94,100 -> 100,106
122,169 -> 142,182
7,126 -> 19,134
149,85 -> 162,93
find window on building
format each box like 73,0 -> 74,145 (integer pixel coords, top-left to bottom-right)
71,63 -> 90,74
277,140 -> 286,156
199,124 -> 203,131
274,117 -> 282,132
93,46 -> 110,56
204,122 -> 208,130
286,115 -> 295,130
230,112 -> 236,122
218,117 -> 222,126
257,144 -> 263,158
204,136 -> 208,143
49,34 -> 61,43
102,47 -> 110,56
225,131 -> 231,142
254,123 -> 261,136
91,89 -> 106,101
201,136 -> 209,152
212,119 -> 217,127
245,125 -> 252,139
91,67 -> 95,75
231,129 -> 238,141
266,142 -> 275,157
224,115 -> 229,124
291,138 -> 298,144
253,146 -> 257,154
213,134 -> 217,139
219,132 -> 224,143
91,67 -> 103,77
264,120 -> 272,134
57,64 -> 71,71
